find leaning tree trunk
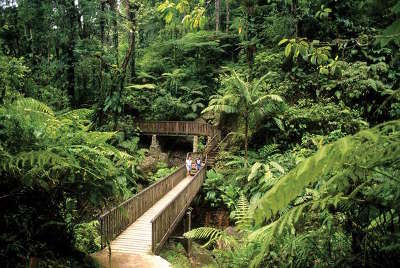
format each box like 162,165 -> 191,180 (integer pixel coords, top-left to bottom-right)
215,0 -> 220,32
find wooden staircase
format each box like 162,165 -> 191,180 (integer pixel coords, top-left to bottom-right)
205,133 -> 220,167
206,146 -> 218,167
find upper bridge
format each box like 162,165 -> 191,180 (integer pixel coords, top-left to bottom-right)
136,121 -> 220,137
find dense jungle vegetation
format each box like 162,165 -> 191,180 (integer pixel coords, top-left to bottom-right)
0,0 -> 399,267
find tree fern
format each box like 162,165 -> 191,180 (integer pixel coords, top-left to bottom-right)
202,68 -> 284,160
249,193 -> 349,267
252,120 -> 400,225
243,121 -> 400,267
0,98 -> 140,200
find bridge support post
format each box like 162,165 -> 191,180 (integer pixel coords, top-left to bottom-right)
207,136 -> 211,146
193,136 -> 198,153
150,134 -> 160,152
184,208 -> 192,257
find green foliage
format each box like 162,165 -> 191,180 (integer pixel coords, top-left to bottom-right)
257,143 -> 279,159
203,150 -> 286,211
203,169 -> 235,209
148,162 -> 179,182
135,30 -> 236,120
159,242 -> 191,268
283,101 -> 368,145
0,55 -> 28,103
315,5 -> 332,20
279,38 -> 337,73
73,221 -> 101,254
0,98 -> 143,266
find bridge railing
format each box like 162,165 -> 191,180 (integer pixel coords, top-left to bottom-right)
99,165 -> 186,248
136,121 -> 220,137
151,167 -> 206,254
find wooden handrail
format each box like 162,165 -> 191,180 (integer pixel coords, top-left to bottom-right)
151,167 -> 206,254
99,165 -> 186,248
204,133 -> 220,155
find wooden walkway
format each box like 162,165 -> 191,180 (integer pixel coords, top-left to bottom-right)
98,121 -> 221,259
110,176 -> 193,254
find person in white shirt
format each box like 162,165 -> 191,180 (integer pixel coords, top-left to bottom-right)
186,155 -> 192,176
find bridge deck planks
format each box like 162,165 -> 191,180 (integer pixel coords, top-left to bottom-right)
110,176 -> 193,254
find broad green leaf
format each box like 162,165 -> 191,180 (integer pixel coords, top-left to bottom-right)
278,38 -> 289,46
284,43 -> 292,57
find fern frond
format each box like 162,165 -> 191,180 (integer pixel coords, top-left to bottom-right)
248,162 -> 262,181
202,104 -> 237,114
58,108 -> 93,122
269,161 -> 285,174
234,194 -> 252,231
259,143 -> 279,157
13,97 -> 54,116
184,227 -> 224,248
83,131 -> 117,145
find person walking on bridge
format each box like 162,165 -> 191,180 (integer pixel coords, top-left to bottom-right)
196,157 -> 202,171
186,154 -> 192,176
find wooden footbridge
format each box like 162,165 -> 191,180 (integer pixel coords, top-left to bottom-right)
98,121 -> 220,256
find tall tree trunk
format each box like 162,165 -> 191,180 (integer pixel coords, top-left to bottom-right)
0,86 -> 5,104
244,108 -> 249,164
215,0 -> 220,32
246,3 -> 256,79
128,2 -> 137,82
100,1 -> 106,43
291,0 -> 299,37
225,0 -> 230,33
110,0 -> 119,66
130,32 -> 136,81
66,1 -> 78,105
